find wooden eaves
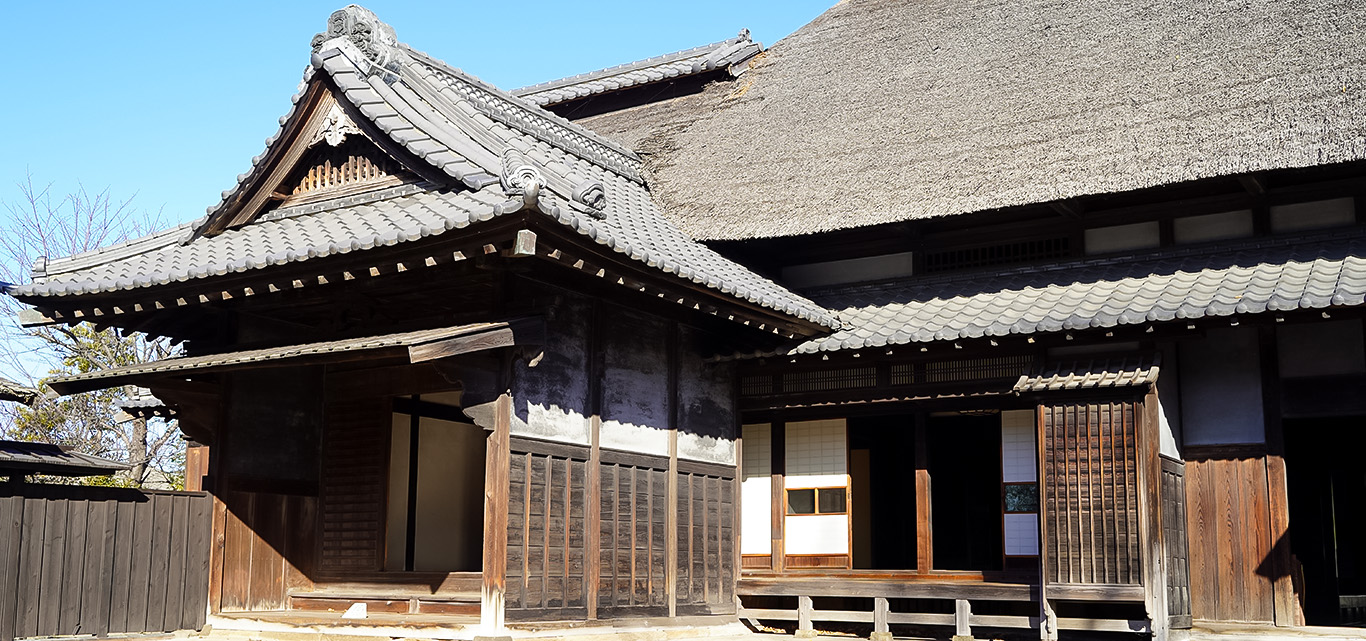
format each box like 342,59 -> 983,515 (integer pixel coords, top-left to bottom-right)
46,317 -> 543,396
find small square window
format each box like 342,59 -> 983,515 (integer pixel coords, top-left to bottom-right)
818,488 -> 847,514
787,489 -> 816,515
1005,483 -> 1039,513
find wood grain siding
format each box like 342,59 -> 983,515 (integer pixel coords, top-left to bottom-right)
0,487 -> 212,641
506,442 -> 590,618
600,458 -> 668,615
320,396 -> 388,572
1161,458 -> 1193,629
676,469 -> 736,615
1042,403 -> 1141,585
217,491 -> 317,612
1184,446 -> 1276,623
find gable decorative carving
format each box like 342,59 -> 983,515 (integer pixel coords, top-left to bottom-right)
310,101 -> 364,148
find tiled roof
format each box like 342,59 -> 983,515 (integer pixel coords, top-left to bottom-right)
1013,355 -> 1160,393
8,7 -> 837,332
513,31 -> 761,107
0,377 -> 38,405
13,186 -> 506,297
792,231 -> 1366,354
0,440 -> 127,477
49,321 -> 510,395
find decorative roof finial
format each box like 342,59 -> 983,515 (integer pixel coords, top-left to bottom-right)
500,149 -> 545,207
738,28 -> 751,41
311,5 -> 403,75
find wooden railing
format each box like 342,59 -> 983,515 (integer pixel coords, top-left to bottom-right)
737,576 -> 1151,638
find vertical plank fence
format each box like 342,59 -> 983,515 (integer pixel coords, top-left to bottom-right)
0,485 -> 212,641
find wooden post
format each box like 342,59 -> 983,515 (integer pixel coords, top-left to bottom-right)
954,599 -> 972,640
1259,326 -> 1300,627
665,323 -> 680,617
871,597 -> 891,641
796,594 -> 815,638
770,422 -> 785,573
1140,392 -> 1169,641
480,394 -> 512,632
586,416 -> 601,620
666,430 -> 679,617
914,415 -> 933,574
1036,404 -> 1057,641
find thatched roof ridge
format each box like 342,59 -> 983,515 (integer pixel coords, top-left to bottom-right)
578,0 -> 1366,241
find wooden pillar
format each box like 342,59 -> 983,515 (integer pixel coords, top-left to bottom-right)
1036,405 -> 1056,640
585,300 -> 605,621
770,422 -> 785,573
1140,392 -> 1170,641
586,416 -> 602,620
480,394 -> 512,631
665,323 -> 680,617
1259,326 -> 1300,626
954,599 -> 972,640
872,597 -> 891,641
796,595 -> 815,638
914,415 -> 933,574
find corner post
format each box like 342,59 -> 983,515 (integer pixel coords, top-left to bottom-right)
480,393 -> 512,632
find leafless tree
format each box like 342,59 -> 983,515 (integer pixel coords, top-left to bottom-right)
0,173 -> 182,487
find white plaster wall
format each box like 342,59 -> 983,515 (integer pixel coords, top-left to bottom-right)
784,514 -> 850,555
1173,210 -> 1254,244
1157,341 -> 1183,458
1270,197 -> 1355,233
1180,327 -> 1266,445
783,419 -> 848,555
741,424 -> 772,555
1084,221 -> 1160,255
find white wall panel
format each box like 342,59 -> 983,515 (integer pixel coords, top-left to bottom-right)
1001,410 -> 1037,483
1004,513 -> 1040,556
784,514 -> 850,555
741,424 -> 772,555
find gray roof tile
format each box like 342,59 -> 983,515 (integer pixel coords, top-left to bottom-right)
513,32 -> 761,107
787,231 -> 1366,353
8,7 -> 837,332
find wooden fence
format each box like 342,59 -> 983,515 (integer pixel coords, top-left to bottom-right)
0,484 -> 212,641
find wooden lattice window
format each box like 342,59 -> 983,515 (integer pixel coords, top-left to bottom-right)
1042,402 -> 1142,585
922,237 -> 1071,273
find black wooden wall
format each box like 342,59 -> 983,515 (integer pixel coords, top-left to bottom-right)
0,485 -> 212,641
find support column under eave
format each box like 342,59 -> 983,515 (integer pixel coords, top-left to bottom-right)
481,394 -> 512,632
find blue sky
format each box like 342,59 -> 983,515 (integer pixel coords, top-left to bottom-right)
0,1 -> 831,233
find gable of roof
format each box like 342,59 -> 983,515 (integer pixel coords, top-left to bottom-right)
8,6 -> 839,335
577,0 -> 1366,241
512,31 -> 762,108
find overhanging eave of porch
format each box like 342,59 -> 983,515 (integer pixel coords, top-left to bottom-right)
47,317 -> 541,396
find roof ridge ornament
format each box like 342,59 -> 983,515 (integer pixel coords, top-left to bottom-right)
500,149 -> 545,207
311,5 -> 404,76
572,180 -> 607,218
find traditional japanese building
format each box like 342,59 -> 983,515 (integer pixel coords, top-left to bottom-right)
7,1 -> 1366,639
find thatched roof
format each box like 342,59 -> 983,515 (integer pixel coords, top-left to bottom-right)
578,0 -> 1366,241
